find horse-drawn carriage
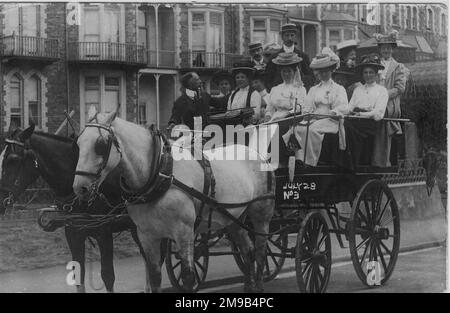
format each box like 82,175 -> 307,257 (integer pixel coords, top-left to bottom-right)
1,110 -> 405,293
162,112 -> 403,293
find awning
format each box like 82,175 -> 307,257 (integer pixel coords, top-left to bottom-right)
358,37 -> 416,49
402,35 -> 434,54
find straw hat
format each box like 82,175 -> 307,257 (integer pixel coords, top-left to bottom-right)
248,41 -> 263,53
263,42 -> 282,57
272,52 -> 302,66
281,23 -> 298,34
310,47 -> 340,70
336,39 -> 358,52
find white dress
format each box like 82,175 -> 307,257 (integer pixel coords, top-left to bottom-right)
227,85 -> 262,119
282,79 -> 349,166
261,83 -> 306,122
348,82 -> 388,121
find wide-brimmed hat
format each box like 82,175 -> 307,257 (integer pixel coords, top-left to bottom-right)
310,47 -> 340,70
231,57 -> 255,78
336,39 -> 358,52
212,70 -> 233,85
281,23 -> 298,34
355,53 -> 385,71
272,52 -> 302,66
374,30 -> 398,47
248,41 -> 263,53
263,42 -> 282,56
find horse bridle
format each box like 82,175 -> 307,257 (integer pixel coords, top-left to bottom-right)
74,122 -> 122,180
0,138 -> 39,207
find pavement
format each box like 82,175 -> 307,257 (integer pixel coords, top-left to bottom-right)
0,183 -> 446,293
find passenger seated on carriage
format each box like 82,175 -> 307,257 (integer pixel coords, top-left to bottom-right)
227,58 -> 263,126
344,54 -> 388,167
250,70 -> 268,123
210,70 -> 234,113
282,48 -> 349,167
258,52 -> 306,123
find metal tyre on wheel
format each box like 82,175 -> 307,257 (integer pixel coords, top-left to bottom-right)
295,211 -> 332,293
166,233 -> 209,292
347,179 -> 400,287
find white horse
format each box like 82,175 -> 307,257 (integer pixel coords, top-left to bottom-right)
73,108 -> 275,293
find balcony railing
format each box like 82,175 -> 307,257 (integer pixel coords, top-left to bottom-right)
147,50 -> 176,68
180,51 -> 241,70
68,42 -> 147,66
0,35 -> 59,60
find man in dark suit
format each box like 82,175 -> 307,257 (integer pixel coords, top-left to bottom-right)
265,23 -> 313,91
168,72 -> 211,131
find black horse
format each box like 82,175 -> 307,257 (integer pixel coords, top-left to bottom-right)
0,125 -> 146,292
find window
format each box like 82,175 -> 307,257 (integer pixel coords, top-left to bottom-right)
406,6 -> 411,29
413,7 -> 418,29
137,10 -> 147,48
82,4 -> 123,42
28,75 -> 41,128
391,4 -> 399,26
81,72 -> 124,126
427,8 -> 434,31
84,6 -> 100,42
4,4 -> 40,37
138,102 -> 147,125
84,76 -> 100,122
328,30 -> 340,51
10,74 -> 23,129
190,11 -> 223,52
441,13 -> 447,36
251,17 -> 282,45
327,28 -> 354,52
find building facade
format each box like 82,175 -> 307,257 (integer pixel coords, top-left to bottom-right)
0,3 -> 446,133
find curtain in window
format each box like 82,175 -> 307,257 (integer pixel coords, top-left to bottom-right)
28,75 -> 41,128
10,74 -> 23,128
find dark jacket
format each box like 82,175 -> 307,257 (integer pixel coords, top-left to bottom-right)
265,47 -> 313,91
169,92 -> 211,130
209,94 -> 230,113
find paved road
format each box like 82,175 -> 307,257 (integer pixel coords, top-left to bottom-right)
201,246 -> 447,293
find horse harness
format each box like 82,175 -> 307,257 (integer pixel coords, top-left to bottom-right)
75,121 -> 275,235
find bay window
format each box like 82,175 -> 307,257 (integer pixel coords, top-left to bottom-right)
251,17 -> 282,45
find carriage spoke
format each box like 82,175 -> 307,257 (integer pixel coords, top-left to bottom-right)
317,233 -> 327,250
363,200 -> 373,226
194,260 -> 205,273
193,265 -> 201,284
173,261 -> 182,270
269,249 -> 279,268
379,240 -> 392,256
375,240 -> 388,274
356,209 -> 369,225
359,239 -> 371,266
356,236 -> 371,251
376,198 -> 392,225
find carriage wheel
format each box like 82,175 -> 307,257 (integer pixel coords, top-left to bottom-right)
295,212 -> 332,293
347,179 -> 400,287
165,233 -> 209,292
230,211 -> 288,282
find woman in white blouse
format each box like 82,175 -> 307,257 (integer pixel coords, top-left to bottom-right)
259,52 -> 306,122
282,48 -> 349,167
227,58 -> 262,125
345,53 -> 388,166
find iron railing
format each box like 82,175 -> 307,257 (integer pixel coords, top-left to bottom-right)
0,35 -> 59,59
147,50 -> 176,67
68,42 -> 147,65
180,51 -> 241,70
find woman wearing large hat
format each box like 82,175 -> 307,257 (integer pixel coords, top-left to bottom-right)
372,30 -> 409,166
227,57 -> 262,125
210,70 -> 234,113
345,54 -> 389,167
259,52 -> 306,123
333,39 -> 362,100
282,48 -> 349,167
